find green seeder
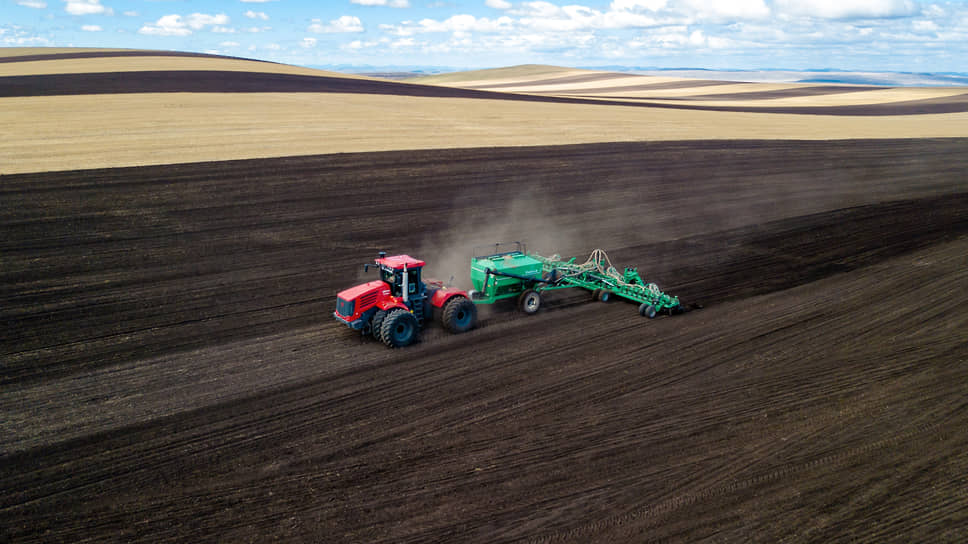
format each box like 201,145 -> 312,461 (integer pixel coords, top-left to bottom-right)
469,242 -> 687,318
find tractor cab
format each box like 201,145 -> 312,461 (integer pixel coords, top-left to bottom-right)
334,251 -> 477,348
373,253 -> 426,300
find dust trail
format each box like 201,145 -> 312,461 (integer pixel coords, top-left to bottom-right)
417,188 -> 592,289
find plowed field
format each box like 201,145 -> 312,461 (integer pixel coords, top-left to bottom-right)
2,139 -> 967,542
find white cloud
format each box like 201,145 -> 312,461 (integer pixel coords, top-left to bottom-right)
220,41 -> 240,47
1,31 -> 52,46
352,0 -> 409,7
512,3 -> 660,31
245,11 -> 269,20
412,14 -> 514,33
17,0 -> 47,9
342,38 -> 388,51
486,0 -> 512,9
186,13 -> 229,29
684,0 -> 770,21
774,0 -> 916,20
139,13 -> 230,36
309,15 -> 364,33
82,24 -> 101,31
300,37 -> 317,48
611,0 -> 667,11
139,15 -> 191,36
123,10 -> 137,17
64,0 -> 111,16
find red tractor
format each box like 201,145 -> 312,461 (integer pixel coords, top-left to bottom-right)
334,252 -> 478,347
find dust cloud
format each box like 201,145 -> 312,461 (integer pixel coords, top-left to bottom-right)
417,188 -> 588,289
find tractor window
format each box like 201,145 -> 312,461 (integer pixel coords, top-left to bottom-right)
381,266 -> 421,298
408,268 -> 421,296
381,268 -> 400,296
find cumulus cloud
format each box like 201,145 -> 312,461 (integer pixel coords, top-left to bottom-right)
610,0 -> 769,22
245,10 -> 269,20
64,0 -> 112,16
139,13 -> 230,36
300,37 -> 317,48
774,0 -> 916,20
486,0 -> 512,9
81,24 -> 101,31
511,3 -> 659,31
309,15 -> 364,33
400,14 -> 514,34
1,29 -> 51,46
352,0 -> 410,7
611,0 -> 667,12
685,0 -> 770,21
17,0 -> 47,8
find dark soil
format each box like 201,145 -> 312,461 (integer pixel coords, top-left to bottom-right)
2,69 -> 965,115
2,139 -> 967,543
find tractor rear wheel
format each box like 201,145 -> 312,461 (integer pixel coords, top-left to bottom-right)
442,296 -> 477,333
371,310 -> 388,340
381,309 -> 419,348
639,303 -> 657,319
518,289 -> 541,315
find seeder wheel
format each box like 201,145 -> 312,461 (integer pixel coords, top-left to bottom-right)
638,303 -> 657,319
518,289 -> 541,315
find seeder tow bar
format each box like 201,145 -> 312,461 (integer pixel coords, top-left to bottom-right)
469,242 -> 692,318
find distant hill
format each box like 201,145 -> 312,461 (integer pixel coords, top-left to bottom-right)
2,48 -> 965,175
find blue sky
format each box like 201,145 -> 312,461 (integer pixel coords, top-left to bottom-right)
3,0 -> 967,72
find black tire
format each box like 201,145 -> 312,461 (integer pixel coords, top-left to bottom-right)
591,288 -> 602,301
639,303 -> 657,319
598,290 -> 611,302
441,296 -> 477,333
518,289 -> 541,315
370,309 -> 388,340
381,309 -> 419,348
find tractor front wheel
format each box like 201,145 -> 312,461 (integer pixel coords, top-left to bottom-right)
519,289 -> 542,315
371,310 -> 388,340
442,296 -> 477,333
381,309 -> 419,347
